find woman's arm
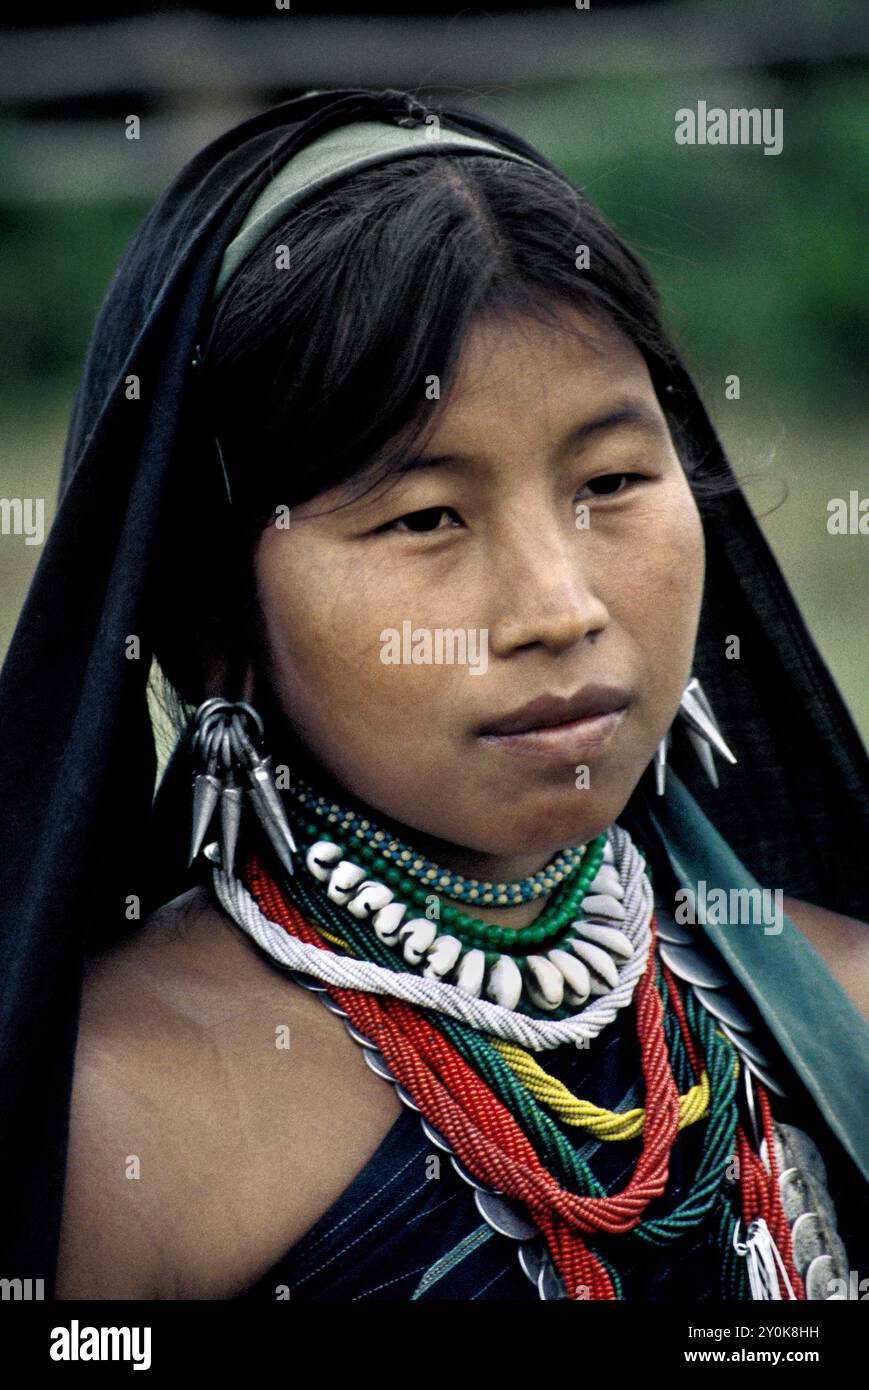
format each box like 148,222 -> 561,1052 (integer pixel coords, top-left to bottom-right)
55,1021 -> 176,1300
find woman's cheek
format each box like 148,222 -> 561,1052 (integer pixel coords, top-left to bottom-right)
639,481 -> 704,615
278,595 -> 415,746
620,486 -> 705,720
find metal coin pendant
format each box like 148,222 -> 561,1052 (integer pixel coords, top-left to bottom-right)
395,1084 -> 421,1112
691,984 -> 754,1034
718,1023 -> 772,1070
653,909 -> 697,947
779,1166 -> 812,1223
538,1256 -> 568,1300
790,1212 -> 825,1277
320,994 -> 349,1018
420,1117 -> 451,1153
656,940 -> 731,989
518,1238 -> 547,1286
449,1153 -> 491,1192
777,1123 -> 829,1188
474,1189 -> 539,1241
287,968 -> 328,992
743,1056 -> 787,1098
362,1048 -> 394,1082
344,1019 -> 376,1047
804,1254 -> 838,1301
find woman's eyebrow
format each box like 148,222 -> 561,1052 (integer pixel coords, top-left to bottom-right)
389,398 -> 666,478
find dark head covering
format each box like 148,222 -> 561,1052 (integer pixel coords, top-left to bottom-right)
1,87 -> 866,1294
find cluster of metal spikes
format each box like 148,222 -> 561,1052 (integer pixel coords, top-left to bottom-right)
188,698 -> 297,877
655,676 -> 737,796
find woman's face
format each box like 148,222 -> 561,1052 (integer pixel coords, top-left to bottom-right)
253,305 -> 705,881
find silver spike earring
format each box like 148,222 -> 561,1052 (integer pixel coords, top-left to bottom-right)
188,697 -> 297,876
654,675 -> 737,796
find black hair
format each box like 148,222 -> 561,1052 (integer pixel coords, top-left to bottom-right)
151,147 -> 740,727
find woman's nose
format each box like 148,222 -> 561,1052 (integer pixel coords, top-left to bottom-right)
485,515 -> 610,655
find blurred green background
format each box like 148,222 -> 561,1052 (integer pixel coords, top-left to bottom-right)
1,2 -> 866,742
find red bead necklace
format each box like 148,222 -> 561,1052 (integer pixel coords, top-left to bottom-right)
246,851 -> 803,1300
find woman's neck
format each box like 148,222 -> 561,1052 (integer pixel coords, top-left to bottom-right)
276,744 -> 575,931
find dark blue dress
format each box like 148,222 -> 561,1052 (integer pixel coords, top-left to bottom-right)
238,964 -> 868,1301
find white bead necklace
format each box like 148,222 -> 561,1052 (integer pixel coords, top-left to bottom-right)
210,820 -> 654,1052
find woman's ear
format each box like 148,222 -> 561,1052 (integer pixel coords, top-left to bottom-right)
200,645 -> 255,704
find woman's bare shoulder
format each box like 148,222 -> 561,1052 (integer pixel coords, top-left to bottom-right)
55,886 -> 322,1299
782,894 -> 869,1022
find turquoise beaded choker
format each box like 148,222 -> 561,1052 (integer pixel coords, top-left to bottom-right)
284,822 -> 634,1018
286,772 -> 588,906
271,775 -> 640,1018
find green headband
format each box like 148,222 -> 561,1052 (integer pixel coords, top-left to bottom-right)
214,116 -> 540,300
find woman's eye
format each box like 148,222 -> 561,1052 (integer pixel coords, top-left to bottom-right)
381,505 -> 461,535
379,474 -> 648,534
578,471 -> 647,499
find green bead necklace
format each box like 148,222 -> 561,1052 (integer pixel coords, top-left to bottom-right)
296,813 -> 607,955
275,855 -> 744,1294
287,773 -> 588,906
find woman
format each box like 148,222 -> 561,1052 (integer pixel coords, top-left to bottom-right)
0,87 -> 866,1303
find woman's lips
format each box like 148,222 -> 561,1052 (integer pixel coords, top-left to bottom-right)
478,706 -> 628,759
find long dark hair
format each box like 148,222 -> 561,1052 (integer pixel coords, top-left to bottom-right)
153,145 -> 738,724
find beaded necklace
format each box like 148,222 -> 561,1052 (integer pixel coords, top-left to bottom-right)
287,773 -> 587,906
291,814 -> 638,1019
301,816 -> 608,952
215,819 -> 804,1302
